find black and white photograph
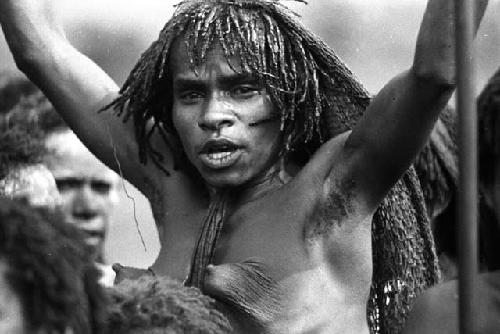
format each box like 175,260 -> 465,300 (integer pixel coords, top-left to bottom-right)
1,0 -> 500,333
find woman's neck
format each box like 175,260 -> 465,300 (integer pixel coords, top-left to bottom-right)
206,161 -> 294,206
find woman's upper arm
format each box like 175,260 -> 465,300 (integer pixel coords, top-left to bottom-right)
339,69 -> 453,210
0,0 -> 168,191
23,37 -> 165,192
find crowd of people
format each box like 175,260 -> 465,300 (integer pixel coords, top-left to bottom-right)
0,0 -> 498,333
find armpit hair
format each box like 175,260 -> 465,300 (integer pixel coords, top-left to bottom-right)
305,177 -> 356,239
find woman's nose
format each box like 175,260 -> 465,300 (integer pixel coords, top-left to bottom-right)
198,94 -> 236,131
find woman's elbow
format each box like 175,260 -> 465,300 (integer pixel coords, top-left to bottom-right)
12,50 -> 37,73
411,63 -> 456,91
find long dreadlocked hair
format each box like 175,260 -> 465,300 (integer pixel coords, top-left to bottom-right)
104,0 -> 370,174
105,2 -> 438,333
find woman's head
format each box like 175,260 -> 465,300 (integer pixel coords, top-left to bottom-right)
106,0 -> 370,177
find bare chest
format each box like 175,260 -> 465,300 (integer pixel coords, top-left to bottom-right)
149,177 -> 371,283
210,264 -> 370,334
150,186 -> 315,281
145,177 -> 373,333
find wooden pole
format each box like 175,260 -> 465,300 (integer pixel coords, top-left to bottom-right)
455,0 -> 478,332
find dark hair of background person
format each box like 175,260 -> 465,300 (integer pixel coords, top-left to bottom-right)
0,197 -> 107,333
414,105 -> 458,219
0,71 -> 67,131
478,67 -> 500,195
106,276 -> 232,334
415,75 -> 500,274
0,72 -> 46,179
429,195 -> 499,271
0,71 -> 68,180
477,66 -> 500,271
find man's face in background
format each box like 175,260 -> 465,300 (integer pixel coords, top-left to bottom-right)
44,130 -> 120,261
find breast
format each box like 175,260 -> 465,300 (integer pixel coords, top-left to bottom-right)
274,265 -> 370,334
203,261 -> 370,334
203,260 -> 284,327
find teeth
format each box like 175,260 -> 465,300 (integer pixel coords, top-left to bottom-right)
206,151 -> 235,164
208,151 -> 232,159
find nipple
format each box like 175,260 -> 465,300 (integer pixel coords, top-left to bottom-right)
203,260 -> 284,324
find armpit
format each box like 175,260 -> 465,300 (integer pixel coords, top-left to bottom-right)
305,177 -> 357,240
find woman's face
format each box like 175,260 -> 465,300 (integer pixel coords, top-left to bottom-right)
170,43 -> 282,189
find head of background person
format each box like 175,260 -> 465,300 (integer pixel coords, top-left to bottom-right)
415,79 -> 500,277
413,69 -> 500,277
105,0 -> 370,190
0,71 -> 61,208
0,71 -> 121,263
106,275 -> 231,334
42,126 -> 120,262
0,197 -> 107,334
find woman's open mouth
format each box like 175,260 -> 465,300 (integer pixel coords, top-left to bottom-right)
199,139 -> 242,169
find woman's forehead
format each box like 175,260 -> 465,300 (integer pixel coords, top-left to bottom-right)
169,39 -> 250,79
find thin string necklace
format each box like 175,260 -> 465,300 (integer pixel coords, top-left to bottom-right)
184,190 -> 229,288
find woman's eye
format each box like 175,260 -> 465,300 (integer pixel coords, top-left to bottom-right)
231,86 -> 260,99
179,91 -> 204,103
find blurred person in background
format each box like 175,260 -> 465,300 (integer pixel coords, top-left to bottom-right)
414,106 -> 462,281
0,73 -> 108,333
0,197 -> 107,334
402,67 -> 500,334
0,71 -> 120,285
0,0 -> 490,333
0,72 -> 61,207
41,110 -> 121,284
415,95 -> 500,282
44,129 -> 121,285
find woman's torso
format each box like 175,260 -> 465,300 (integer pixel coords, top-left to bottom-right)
145,156 -> 372,333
